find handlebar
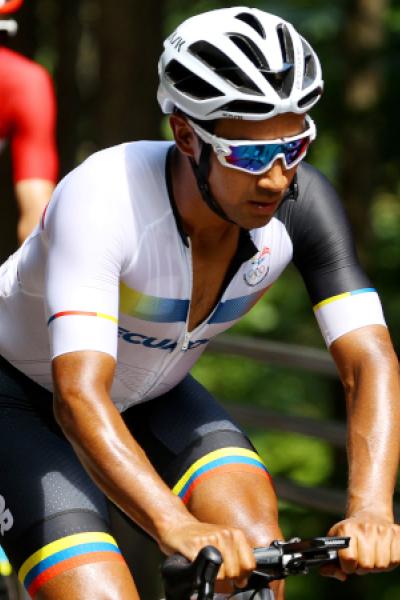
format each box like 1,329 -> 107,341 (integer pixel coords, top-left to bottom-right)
161,536 -> 350,600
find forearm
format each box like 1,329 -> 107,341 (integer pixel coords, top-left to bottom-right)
54,387 -> 195,545
15,179 -> 54,242
344,343 -> 400,517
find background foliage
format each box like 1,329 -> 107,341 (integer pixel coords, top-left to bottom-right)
0,0 -> 399,598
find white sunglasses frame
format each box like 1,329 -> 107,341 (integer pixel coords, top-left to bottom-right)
187,115 -> 316,175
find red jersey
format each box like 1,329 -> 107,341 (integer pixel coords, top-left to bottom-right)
0,47 -> 58,183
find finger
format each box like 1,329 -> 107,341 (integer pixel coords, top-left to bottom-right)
319,565 -> 347,582
339,538 -> 359,575
234,530 -> 257,588
372,527 -> 392,571
355,525 -> 393,573
391,526 -> 400,568
219,533 -> 239,581
235,530 -> 256,573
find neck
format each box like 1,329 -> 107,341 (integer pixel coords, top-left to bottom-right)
170,147 -> 238,243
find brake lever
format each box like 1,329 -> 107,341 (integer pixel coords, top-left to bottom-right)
197,547 -> 223,600
161,545 -> 222,600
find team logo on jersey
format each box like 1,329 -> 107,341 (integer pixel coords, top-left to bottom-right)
118,327 -> 209,352
244,246 -> 271,287
0,495 -> 13,536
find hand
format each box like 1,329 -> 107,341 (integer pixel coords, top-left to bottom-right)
159,516 -> 256,588
320,511 -> 400,580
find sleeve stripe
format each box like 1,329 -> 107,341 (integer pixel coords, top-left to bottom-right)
47,311 -> 118,326
313,287 -> 376,311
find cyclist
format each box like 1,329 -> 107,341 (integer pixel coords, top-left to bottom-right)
0,0 -> 58,244
0,7 -> 399,600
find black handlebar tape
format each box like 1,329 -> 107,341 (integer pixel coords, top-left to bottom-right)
162,546 -> 222,600
253,546 -> 283,567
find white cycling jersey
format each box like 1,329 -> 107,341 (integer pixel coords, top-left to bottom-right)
0,141 -> 385,411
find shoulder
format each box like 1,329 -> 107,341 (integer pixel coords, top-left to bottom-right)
0,48 -> 53,88
276,162 -> 349,242
46,141 -> 173,225
296,162 -> 339,201
67,140 -> 172,193
43,141 -> 175,272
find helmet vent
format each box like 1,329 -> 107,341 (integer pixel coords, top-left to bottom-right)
217,100 -> 274,116
298,87 -> 322,109
301,39 -> 317,89
262,65 -> 294,99
228,34 -> 269,70
262,24 -> 295,98
189,41 -> 263,95
235,12 -> 266,39
277,24 -> 295,66
165,60 -> 224,100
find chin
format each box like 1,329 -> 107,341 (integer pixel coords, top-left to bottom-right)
238,214 -> 274,230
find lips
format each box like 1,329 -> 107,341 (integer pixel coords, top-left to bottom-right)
248,199 -> 280,214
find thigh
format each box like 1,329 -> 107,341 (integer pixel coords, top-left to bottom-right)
123,375 -> 282,598
0,358 -> 124,598
123,374 -> 272,506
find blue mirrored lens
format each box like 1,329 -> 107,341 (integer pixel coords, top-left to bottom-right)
226,138 -> 308,173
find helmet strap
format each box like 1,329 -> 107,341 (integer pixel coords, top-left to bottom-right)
189,144 -> 235,224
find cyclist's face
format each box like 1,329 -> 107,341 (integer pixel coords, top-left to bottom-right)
207,113 -> 306,229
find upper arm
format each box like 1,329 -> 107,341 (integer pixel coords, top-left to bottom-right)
52,350 -> 116,401
44,155 -> 130,362
329,325 -> 399,407
288,165 -> 386,347
52,350 -> 117,439
11,63 -> 58,183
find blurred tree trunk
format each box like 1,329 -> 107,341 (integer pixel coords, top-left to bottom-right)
8,0 -> 36,58
327,6 -> 389,599
55,0 -> 82,177
96,0 -> 164,147
339,0 -> 388,265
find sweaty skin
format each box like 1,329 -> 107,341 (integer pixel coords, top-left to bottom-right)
321,325 -> 400,579
15,179 -> 54,243
52,351 -> 265,597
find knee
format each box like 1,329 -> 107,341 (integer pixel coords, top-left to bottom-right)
35,562 -> 139,600
241,519 -> 283,548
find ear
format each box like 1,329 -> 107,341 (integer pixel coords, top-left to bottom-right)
169,114 -> 201,159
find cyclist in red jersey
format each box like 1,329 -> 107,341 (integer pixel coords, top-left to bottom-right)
0,0 -> 58,244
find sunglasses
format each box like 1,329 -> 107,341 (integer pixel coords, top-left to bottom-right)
188,115 -> 316,175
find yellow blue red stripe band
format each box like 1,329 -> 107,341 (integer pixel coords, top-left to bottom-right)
313,287 -> 376,312
0,545 -> 12,576
47,311 -> 118,326
19,532 -> 122,597
173,448 -> 269,504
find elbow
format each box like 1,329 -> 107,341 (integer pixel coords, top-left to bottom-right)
53,388 -> 83,441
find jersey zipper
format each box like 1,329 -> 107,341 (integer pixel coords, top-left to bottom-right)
180,238 -> 193,351
137,239 -> 195,398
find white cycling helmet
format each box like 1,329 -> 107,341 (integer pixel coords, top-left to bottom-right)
158,6 -> 323,121
0,0 -> 24,34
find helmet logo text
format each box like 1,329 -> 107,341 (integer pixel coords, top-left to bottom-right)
168,32 -> 186,52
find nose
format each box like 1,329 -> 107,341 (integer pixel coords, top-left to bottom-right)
256,159 -> 291,193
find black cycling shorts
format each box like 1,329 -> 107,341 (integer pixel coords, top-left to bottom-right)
0,356 -> 269,596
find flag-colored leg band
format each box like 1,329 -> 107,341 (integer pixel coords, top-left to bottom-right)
172,447 -> 271,505
18,532 -> 124,598
0,545 -> 12,576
